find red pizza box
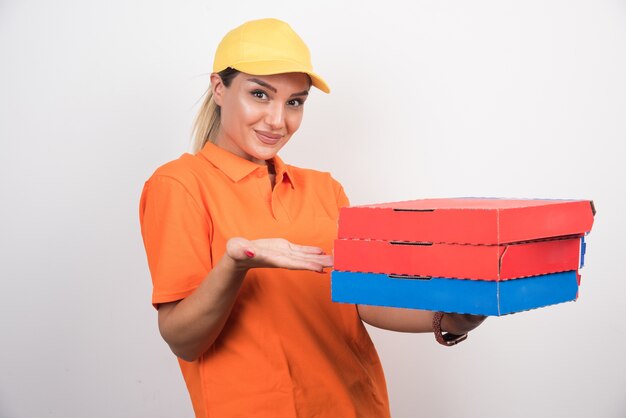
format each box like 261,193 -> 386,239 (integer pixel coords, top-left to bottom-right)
337,198 -> 595,245
333,236 -> 582,281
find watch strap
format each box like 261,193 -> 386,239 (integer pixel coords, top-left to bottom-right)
432,311 -> 468,346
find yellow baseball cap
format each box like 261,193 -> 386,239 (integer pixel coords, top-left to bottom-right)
213,18 -> 330,94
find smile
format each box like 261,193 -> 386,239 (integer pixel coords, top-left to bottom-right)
255,130 -> 284,145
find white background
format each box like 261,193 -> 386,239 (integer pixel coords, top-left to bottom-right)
1,1 -> 625,417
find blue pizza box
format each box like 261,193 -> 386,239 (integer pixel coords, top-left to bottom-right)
331,270 -> 579,316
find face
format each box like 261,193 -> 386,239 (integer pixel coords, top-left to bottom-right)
211,71 -> 311,165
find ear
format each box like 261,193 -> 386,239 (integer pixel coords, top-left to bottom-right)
210,73 -> 225,106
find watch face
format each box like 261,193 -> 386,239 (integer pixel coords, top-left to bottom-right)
443,332 -> 468,346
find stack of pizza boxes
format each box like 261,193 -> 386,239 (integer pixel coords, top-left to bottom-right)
331,198 -> 595,316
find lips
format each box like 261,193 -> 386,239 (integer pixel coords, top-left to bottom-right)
254,130 -> 284,145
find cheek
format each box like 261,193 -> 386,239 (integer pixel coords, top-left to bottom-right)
233,97 -> 264,127
286,111 -> 304,133
221,96 -> 264,133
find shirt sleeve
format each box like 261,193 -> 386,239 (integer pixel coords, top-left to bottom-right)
336,184 -> 350,209
139,175 -> 213,308
331,176 -> 350,210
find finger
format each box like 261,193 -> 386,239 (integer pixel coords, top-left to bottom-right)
294,256 -> 333,272
272,257 -> 323,272
268,253 -> 333,272
288,250 -> 332,262
257,243 -> 327,261
288,253 -> 334,267
288,242 -> 325,254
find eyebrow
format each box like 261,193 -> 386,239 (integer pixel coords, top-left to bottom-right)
247,78 -> 309,98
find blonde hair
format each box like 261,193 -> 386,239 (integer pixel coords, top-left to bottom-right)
191,88 -> 221,154
191,68 -> 240,154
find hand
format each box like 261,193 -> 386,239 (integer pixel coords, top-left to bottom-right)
441,313 -> 487,335
226,237 -> 333,273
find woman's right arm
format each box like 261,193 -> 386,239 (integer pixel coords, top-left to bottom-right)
157,237 -> 332,362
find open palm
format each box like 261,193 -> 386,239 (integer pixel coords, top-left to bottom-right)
226,237 -> 333,273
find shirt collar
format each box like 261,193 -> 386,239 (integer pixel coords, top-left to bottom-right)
198,141 -> 296,189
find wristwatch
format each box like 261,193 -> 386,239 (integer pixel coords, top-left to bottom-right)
432,311 -> 468,346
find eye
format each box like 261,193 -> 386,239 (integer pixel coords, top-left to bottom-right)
288,98 -> 305,108
250,89 -> 268,100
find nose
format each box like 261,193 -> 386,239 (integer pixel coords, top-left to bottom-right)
264,102 -> 285,130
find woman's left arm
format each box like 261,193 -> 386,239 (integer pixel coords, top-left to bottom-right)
357,304 -> 486,335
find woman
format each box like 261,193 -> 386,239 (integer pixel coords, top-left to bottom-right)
139,18 -> 484,417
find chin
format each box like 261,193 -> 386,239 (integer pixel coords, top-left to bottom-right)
250,143 -> 284,161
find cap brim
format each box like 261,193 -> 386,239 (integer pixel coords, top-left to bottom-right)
226,60 -> 330,94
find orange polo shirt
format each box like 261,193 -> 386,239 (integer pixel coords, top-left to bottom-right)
139,141 -> 390,417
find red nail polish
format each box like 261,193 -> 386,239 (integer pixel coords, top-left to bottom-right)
244,250 -> 255,258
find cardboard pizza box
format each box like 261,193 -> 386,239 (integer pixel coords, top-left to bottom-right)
337,198 -> 595,245
331,270 -> 579,316
333,236 -> 583,281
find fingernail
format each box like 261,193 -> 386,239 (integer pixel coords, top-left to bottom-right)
244,250 -> 255,258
